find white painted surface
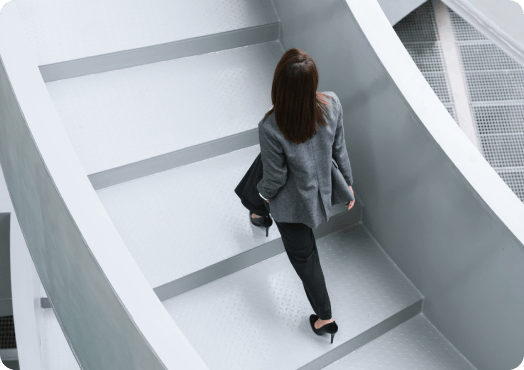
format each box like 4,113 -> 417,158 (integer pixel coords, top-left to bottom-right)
164,225 -> 422,369
1,149 -> 42,370
46,42 -> 283,174
377,0 -> 427,25
0,3 -> 208,369
97,145 -> 282,288
14,0 -> 278,65
325,314 -> 476,370
8,212 -> 43,370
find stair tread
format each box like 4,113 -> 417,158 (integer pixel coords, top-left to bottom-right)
15,0 -> 279,66
97,145 -> 279,288
45,41 -> 283,174
324,314 -> 476,370
162,224 -> 423,370
97,145 -> 358,290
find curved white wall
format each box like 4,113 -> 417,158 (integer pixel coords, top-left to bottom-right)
0,3 -> 208,369
273,0 -> 524,369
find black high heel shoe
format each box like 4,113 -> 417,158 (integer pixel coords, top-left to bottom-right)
249,211 -> 273,237
309,314 -> 338,344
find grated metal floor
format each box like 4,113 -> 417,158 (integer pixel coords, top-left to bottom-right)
395,1 -> 524,203
393,1 -> 459,123
324,313 -> 476,370
449,8 -> 524,202
163,224 -> 422,370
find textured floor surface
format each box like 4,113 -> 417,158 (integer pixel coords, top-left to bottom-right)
324,313 -> 476,370
97,145 -> 283,288
45,41 -> 283,174
15,0 -> 278,65
163,224 -> 422,370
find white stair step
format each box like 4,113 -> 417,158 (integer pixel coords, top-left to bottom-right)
45,41 -> 283,176
97,145 -> 277,289
96,145 -> 362,297
40,308 -> 80,370
162,224 -> 423,370
15,0 -> 279,66
324,314 -> 476,370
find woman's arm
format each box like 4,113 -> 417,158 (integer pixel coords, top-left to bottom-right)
332,96 -> 354,186
257,123 -> 288,199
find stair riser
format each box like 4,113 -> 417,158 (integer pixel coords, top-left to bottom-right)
40,203 -> 362,308
40,23 -> 280,82
299,300 -> 423,370
39,204 -> 361,309
89,128 -> 259,190
153,204 -> 362,302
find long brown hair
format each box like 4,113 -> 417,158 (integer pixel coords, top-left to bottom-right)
263,48 -> 331,144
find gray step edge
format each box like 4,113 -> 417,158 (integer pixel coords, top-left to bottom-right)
153,202 -> 362,301
301,299 -> 423,370
40,22 -> 280,82
41,200 -> 363,308
89,128 -> 259,190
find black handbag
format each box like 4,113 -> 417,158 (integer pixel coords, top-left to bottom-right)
331,158 -> 355,205
234,153 -> 270,217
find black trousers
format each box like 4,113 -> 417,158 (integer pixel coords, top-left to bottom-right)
274,221 -> 332,320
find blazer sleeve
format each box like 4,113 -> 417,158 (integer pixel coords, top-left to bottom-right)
257,122 -> 288,199
332,96 -> 354,186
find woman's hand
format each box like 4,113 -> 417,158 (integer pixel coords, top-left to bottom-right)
345,186 -> 355,210
266,199 -> 270,203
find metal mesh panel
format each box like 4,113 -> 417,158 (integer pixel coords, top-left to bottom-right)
497,170 -> 524,202
472,103 -> 524,135
449,9 -> 489,41
0,315 -> 16,349
459,44 -> 524,71
479,134 -> 524,167
449,5 -> 524,202
445,104 -> 458,122
403,43 -> 445,72
423,72 -> 453,103
395,1 -> 524,203
465,70 -> 524,101
394,1 -> 458,122
394,2 -> 439,43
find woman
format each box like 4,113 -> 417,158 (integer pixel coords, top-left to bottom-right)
254,48 -> 355,343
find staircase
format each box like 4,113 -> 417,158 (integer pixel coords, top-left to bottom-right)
12,0 -> 480,368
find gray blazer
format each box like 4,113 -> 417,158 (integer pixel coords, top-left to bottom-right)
257,91 -> 354,229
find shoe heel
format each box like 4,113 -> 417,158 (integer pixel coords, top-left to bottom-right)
330,333 -> 335,344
